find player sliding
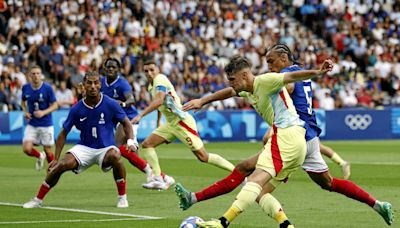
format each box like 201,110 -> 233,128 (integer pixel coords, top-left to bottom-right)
21,65 -> 58,170
101,58 -> 174,187
23,71 -> 135,209
178,55 -> 393,227
130,61 -> 235,190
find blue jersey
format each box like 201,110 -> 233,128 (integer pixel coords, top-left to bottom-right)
62,94 -> 126,149
281,65 -> 321,141
21,82 -> 56,127
101,76 -> 138,120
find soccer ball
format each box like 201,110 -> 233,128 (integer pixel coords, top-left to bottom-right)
179,216 -> 204,228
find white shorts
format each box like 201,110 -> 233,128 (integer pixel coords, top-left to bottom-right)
67,144 -> 119,174
301,137 -> 329,173
23,125 -> 54,146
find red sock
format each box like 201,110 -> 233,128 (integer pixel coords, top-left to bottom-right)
46,153 -> 55,163
116,179 -> 126,196
119,145 -> 148,171
36,182 -> 51,200
331,177 -> 376,207
29,148 -> 41,158
195,168 -> 246,202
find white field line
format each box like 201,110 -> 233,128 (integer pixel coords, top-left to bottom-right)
0,218 -> 143,225
0,202 -> 162,220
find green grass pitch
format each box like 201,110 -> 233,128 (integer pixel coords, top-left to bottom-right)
0,141 -> 399,227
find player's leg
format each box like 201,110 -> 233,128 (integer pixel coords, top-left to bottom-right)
319,142 -> 351,179
22,125 -> 45,170
305,138 -> 393,225
175,153 -> 259,210
141,129 -> 171,189
175,117 -> 234,172
40,126 -> 55,163
256,181 -> 294,228
197,126 -> 307,228
102,147 -> 129,208
23,153 -> 78,208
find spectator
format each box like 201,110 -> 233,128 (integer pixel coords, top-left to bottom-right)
55,81 -> 74,109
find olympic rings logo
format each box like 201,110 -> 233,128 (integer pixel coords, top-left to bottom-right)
344,114 -> 373,130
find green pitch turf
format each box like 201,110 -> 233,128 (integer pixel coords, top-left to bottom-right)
0,141 -> 399,227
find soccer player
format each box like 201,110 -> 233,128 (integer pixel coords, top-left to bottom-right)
178,48 -> 393,227
23,71 -> 134,209
100,58 -> 174,187
130,61 -> 235,190
21,65 -> 58,170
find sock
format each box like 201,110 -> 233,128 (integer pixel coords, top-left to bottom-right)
36,182 -> 51,200
331,177 -> 376,207
119,145 -> 148,171
195,168 -> 246,202
29,148 -> 41,158
331,153 -> 345,166
207,153 -> 235,172
259,193 -> 288,225
142,147 -> 161,176
224,182 -> 262,222
46,153 -> 55,163
116,178 -> 126,196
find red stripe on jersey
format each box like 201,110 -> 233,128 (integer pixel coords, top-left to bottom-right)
179,121 -> 200,138
279,90 -> 288,108
271,125 -> 283,175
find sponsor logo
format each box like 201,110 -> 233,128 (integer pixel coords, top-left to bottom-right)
344,114 -> 372,130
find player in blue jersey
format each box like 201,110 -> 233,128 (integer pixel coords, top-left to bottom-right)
177,45 -> 393,227
21,65 -> 58,171
101,58 -> 175,187
23,71 -> 136,209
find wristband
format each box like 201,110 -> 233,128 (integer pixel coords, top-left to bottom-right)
127,139 -> 135,147
120,102 -> 126,108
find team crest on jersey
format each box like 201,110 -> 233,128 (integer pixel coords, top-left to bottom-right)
113,89 -> 119,98
99,112 -> 105,124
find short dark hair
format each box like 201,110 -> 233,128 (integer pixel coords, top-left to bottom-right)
224,55 -> 252,76
104,57 -> 121,68
143,60 -> 157,66
83,71 -> 100,82
265,43 -> 299,64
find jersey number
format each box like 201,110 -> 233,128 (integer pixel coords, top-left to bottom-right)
92,127 -> 97,138
303,86 -> 312,114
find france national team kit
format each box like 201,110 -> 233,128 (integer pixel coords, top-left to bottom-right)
63,94 -> 126,149
22,82 -> 56,127
281,65 -> 328,173
100,76 -> 138,120
22,82 -> 57,145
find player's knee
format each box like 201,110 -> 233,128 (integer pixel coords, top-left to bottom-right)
235,160 -> 255,176
194,151 -> 208,162
106,150 -> 121,163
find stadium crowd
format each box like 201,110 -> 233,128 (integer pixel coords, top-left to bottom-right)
0,0 -> 399,113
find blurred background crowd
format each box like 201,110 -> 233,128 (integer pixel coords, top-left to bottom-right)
0,0 -> 399,113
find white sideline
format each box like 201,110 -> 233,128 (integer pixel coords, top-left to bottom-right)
0,218 -> 142,225
0,202 -> 162,220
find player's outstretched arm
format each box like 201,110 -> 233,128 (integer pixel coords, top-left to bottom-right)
49,128 -> 68,172
182,87 -> 236,112
121,116 -> 136,151
131,91 -> 165,124
283,59 -> 333,84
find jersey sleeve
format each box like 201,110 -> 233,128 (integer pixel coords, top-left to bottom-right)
121,79 -> 133,96
46,84 -> 57,104
256,73 -> 285,94
21,85 -> 27,101
153,75 -> 168,93
110,99 -> 127,122
62,108 -> 77,133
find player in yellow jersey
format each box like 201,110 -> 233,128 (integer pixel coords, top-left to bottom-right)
131,61 -> 235,190
195,55 -> 333,228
